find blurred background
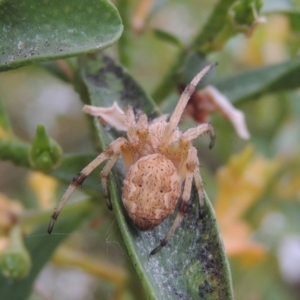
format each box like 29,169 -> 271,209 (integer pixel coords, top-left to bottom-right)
1,0 -> 300,299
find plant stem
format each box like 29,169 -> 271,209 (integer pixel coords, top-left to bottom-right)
19,198 -> 94,228
151,0 -> 236,104
0,139 -> 31,168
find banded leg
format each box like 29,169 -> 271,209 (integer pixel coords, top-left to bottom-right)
189,147 -> 205,216
48,137 -> 127,234
161,63 -> 217,145
194,166 -> 205,217
181,123 -> 215,149
150,147 -> 203,255
100,153 -> 120,210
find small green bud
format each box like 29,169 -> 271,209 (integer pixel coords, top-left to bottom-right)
228,0 -> 264,33
198,0 -> 264,54
29,124 -> 63,172
0,226 -> 31,280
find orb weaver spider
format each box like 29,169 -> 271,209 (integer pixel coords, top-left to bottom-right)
48,63 -> 216,255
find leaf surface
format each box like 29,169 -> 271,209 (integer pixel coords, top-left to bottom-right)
0,0 -> 123,71
80,53 -> 234,299
215,56 -> 300,103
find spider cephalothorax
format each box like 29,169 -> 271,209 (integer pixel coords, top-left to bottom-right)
48,63 -> 216,255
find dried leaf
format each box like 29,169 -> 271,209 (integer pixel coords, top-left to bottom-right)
83,102 -> 127,131
185,85 -> 250,139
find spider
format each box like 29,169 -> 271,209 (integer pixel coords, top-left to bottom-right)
48,63 -> 216,255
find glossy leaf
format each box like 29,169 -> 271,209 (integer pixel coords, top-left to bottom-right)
0,0 -> 123,71
80,53 -> 233,299
215,56 -> 300,103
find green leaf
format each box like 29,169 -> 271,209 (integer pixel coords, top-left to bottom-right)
182,52 -> 217,87
215,56 -> 300,103
192,0 -> 236,53
152,0 -> 237,103
116,0 -> 132,67
80,53 -> 233,299
0,199 -> 95,300
0,0 -> 123,71
288,11 -> 300,31
0,97 -> 13,137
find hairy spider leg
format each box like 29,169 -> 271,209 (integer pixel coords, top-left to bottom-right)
125,106 -> 155,159
136,113 -> 148,138
48,137 -> 127,234
100,152 -> 121,210
161,63 -> 217,145
193,162 -> 205,215
181,123 -> 215,149
124,105 -> 138,142
150,147 -> 198,255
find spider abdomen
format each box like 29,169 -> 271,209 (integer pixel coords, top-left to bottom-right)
49,64 -> 216,254
122,154 -> 182,230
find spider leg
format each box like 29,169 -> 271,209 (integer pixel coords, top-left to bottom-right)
100,153 -> 120,210
150,156 -> 195,255
161,63 -> 217,145
185,147 -> 205,217
136,112 -> 148,129
136,113 -> 148,141
126,107 -> 150,142
193,164 -> 205,217
150,114 -> 169,124
48,137 -> 127,234
181,123 -> 215,149
124,105 -> 138,142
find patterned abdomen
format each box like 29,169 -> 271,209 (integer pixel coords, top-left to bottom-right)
122,154 -> 182,230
